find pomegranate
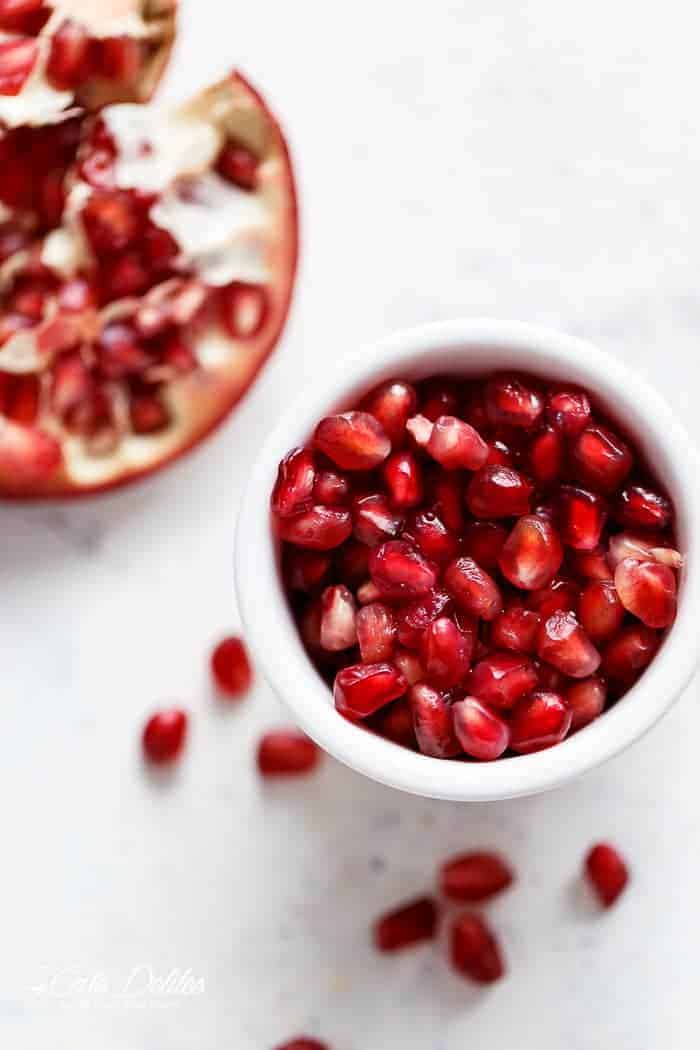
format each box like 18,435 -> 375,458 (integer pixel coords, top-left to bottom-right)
373,895 -> 438,952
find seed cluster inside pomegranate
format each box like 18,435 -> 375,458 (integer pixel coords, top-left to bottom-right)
272,372 -> 682,762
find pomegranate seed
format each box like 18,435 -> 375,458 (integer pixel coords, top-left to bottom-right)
405,508 -> 459,566
566,675 -> 607,730
485,373 -> 543,428
356,602 -> 396,662
613,484 -> 672,531
468,651 -> 539,710
314,411 -> 391,470
440,852 -> 514,901
374,896 -> 437,952
490,605 -> 541,653
99,253 -> 150,300
527,576 -> 579,619
420,616 -> 472,688
461,520 -> 508,570
210,636 -> 252,697
98,35 -> 143,81
499,514 -> 563,591
450,913 -> 504,983
578,580 -> 625,642
334,662 -> 407,718
444,556 -> 502,621
219,282 -> 268,339
546,387 -> 591,436
404,411 -> 433,449
0,36 -> 38,95
568,545 -> 613,582
257,729 -> 319,776
356,579 -> 382,604
614,558 -> 677,629
370,696 -> 417,749
536,662 -> 567,692
585,843 -> 629,907
363,379 -> 417,446
510,690 -> 572,753
608,530 -> 683,571
277,506 -> 352,550
142,708 -> 187,763
0,419 -> 62,483
284,549 -> 331,593
58,277 -> 96,313
96,322 -> 151,380
46,19 -> 92,89
369,540 -> 438,600
411,414 -> 488,471
571,424 -> 633,493
216,139 -> 258,190
432,470 -> 464,532
395,588 -> 452,648
299,599 -> 323,655
320,584 -> 357,651
382,449 -> 423,508
334,540 -> 369,586
409,682 -> 462,757
537,611 -> 601,678
274,1040 -> 329,1050
452,697 -> 510,760
352,492 -> 404,546
50,352 -> 92,419
602,624 -> 660,684
393,647 -> 426,685
313,469 -> 349,507
271,448 -> 317,518
420,376 -> 459,420
485,438 -> 513,467
557,485 -> 607,551
129,392 -> 170,434
466,465 -> 533,518
82,191 -> 141,254
3,374 -> 38,424
0,0 -> 44,31
527,425 -> 563,485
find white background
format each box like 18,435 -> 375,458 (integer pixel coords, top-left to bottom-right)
3,1 -> 700,1047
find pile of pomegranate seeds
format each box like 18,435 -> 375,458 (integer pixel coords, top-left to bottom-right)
273,373 -> 682,763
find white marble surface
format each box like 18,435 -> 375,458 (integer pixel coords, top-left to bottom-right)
3,1 -> 700,1047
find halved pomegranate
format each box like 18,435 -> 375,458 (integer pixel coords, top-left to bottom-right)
0,72 -> 297,495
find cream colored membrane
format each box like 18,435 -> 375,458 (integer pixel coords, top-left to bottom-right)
43,1 -> 152,39
0,34 -> 72,128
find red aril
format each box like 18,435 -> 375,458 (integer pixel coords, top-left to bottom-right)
395,588 -> 452,648
420,616 -> 472,687
98,35 -> 144,83
314,411 -> 390,470
546,387 -> 591,436
420,376 -> 459,420
614,557 -> 677,629
320,584 -> 357,651
431,470 -> 465,532
142,708 -> 187,763
440,851 -> 514,901
129,391 -> 170,435
374,896 -> 438,952
527,577 -> 579,619
499,514 -> 564,590
566,675 -> 607,731
444,556 -> 502,620
271,448 -> 317,518
363,379 -> 417,446
313,470 -> 349,507
537,610 -> 601,678
211,636 -> 252,697
393,647 -> 425,685
577,580 -> 625,643
585,842 -> 629,907
334,540 -> 369,586
450,913 -> 505,983
356,580 -> 382,605
352,493 -> 404,547
536,662 -> 567,692
334,662 -> 407,718
408,682 -> 462,757
46,19 -> 92,90
468,651 -> 539,710
369,540 -> 438,600
568,545 -> 613,582
608,531 -> 683,571
510,690 -> 572,753
405,508 -> 459,566
369,696 -> 417,749
257,730 -> 319,776
216,139 -> 259,191
411,414 -> 488,471
466,465 -> 533,518
485,438 -> 513,467
276,506 -> 352,550
571,424 -> 633,493
274,1039 -> 329,1050
0,418 -> 62,488
451,697 -> 510,760
0,0 -> 45,31
527,425 -> 563,485
81,189 -> 142,254
219,282 -> 268,339
0,36 -> 38,95
557,485 -> 607,551
490,605 -> 541,654
485,373 -> 543,428
382,449 -> 423,508
612,484 -> 672,531
284,549 -> 331,593
356,602 -> 396,662
601,624 -> 660,684
461,520 -> 508,570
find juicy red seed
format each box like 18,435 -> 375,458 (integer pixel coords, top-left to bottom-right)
499,514 -> 563,591
571,424 -> 633,493
461,520 -> 508,570
50,352 -> 92,418
0,36 -> 38,95
314,411 -> 391,470
98,35 -> 143,80
440,852 -> 514,901
409,682 -> 462,757
374,896 -> 438,952
82,190 -> 141,254
0,418 -> 62,482
99,253 -> 150,300
58,277 -> 96,312
216,139 -> 258,190
356,580 -> 381,605
420,414 -> 488,471
405,508 -> 459,565
432,470 -> 464,532
382,449 -> 423,508
96,322 -> 150,379
320,584 -> 357,651
369,696 -> 417,748
352,492 -> 404,546
142,708 -> 187,763
420,376 -> 459,421
0,312 -> 33,346
219,281 -> 268,339
607,530 -> 683,570
527,425 -> 563,484
46,19 -> 92,89
0,0 -> 44,30
466,465 -> 533,518
277,506 -> 352,550
334,539 -> 369,586
568,545 -> 613,582
130,392 -> 170,434
393,647 -> 425,685
510,690 -> 572,753
537,610 -> 601,678
566,675 -> 607,730
284,549 -> 331,592
601,624 -> 660,683
357,602 -> 396,662
333,662 -> 407,718
613,484 -> 672,530
274,1040 -> 329,1050
369,540 -> 438,600
211,636 -> 252,697
257,730 -> 320,777
452,697 -> 510,760
485,373 -> 544,428
546,387 -> 591,436
527,576 -> 579,619
395,588 -> 452,648
313,469 -> 349,506
450,913 -> 505,983
557,485 -> 607,551
485,438 -> 513,467
578,580 -> 625,642
468,651 -> 539,710
614,558 -> 677,629
490,605 -> 541,653
363,379 -> 417,446
420,616 -> 472,688
271,447 -> 317,518
444,556 -> 502,621
585,843 -> 629,907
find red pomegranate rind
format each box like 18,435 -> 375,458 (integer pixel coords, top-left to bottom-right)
585,842 -> 629,907
373,896 -> 438,952
440,851 -> 514,902
257,729 -> 320,777
450,912 -> 505,983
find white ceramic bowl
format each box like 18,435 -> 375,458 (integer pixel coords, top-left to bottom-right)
236,319 -> 700,800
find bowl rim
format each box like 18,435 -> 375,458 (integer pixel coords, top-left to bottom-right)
236,318 -> 700,801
